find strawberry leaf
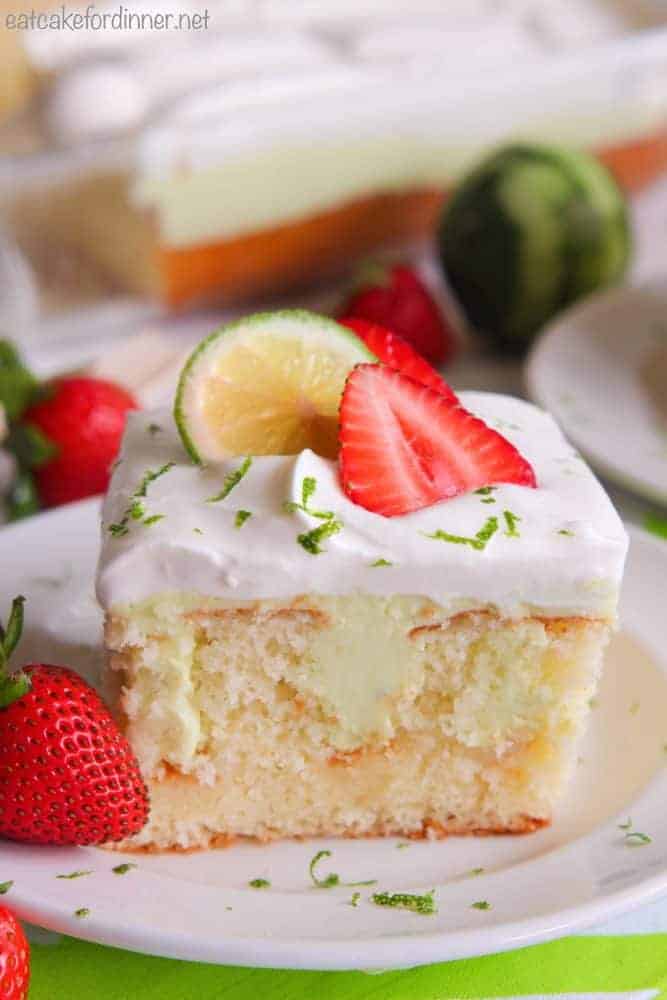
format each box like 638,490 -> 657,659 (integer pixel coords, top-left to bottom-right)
6,424 -> 57,469
0,341 -> 38,421
5,470 -> 40,523
0,597 -> 30,707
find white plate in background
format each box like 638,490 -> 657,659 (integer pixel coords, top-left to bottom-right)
0,503 -> 665,970
526,281 -> 667,506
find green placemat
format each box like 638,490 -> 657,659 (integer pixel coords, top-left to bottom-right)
29,934 -> 667,999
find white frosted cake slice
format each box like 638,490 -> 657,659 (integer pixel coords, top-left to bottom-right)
97,392 -> 627,851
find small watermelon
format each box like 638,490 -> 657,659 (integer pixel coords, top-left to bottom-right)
437,143 -> 631,352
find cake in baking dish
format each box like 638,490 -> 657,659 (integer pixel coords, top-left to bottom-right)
5,4 -> 667,309
96,333 -> 627,849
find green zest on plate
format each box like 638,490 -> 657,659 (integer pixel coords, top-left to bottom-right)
108,462 -> 174,537
235,509 -> 252,529
624,831 -> 652,846
371,558 -> 393,567
74,908 -> 90,919
371,890 -> 437,916
350,892 -> 361,908
207,456 -> 252,503
309,850 -> 377,890
424,515 -> 498,551
112,863 -> 137,876
249,878 -> 271,889
472,900 -> 491,910
469,867 -> 485,876
56,870 -> 92,880
0,881 -> 13,895
309,850 -> 340,889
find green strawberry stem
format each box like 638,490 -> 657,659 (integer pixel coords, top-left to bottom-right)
0,596 -> 31,708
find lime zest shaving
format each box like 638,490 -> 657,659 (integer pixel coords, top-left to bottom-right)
624,831 -> 652,846
284,476 -> 336,522
424,516 -> 498,551
143,514 -> 165,527
235,509 -> 252,529
298,519 -> 342,554
108,462 -> 174,536
309,850 -> 376,890
206,457 -> 252,503
285,477 -> 343,554
371,889 -> 436,915
503,510 -> 521,537
112,863 -> 137,875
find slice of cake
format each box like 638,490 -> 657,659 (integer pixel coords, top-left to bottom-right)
96,311 -> 627,850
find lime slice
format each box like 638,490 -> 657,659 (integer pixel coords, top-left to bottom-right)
174,310 -> 375,462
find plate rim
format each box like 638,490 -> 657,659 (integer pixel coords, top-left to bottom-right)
525,279 -> 667,507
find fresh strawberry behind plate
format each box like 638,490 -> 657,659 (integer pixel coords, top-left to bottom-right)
0,596 -> 149,846
339,364 -> 536,517
0,906 -> 29,1000
22,376 -> 138,508
339,318 -> 458,401
339,263 -> 456,365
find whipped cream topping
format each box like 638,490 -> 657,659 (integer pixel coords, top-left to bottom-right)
97,393 -> 628,619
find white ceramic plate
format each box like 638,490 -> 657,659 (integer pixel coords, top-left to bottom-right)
0,502 -> 666,971
526,281 -> 667,506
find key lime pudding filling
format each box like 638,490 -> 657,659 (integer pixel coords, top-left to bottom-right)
97,390 -> 627,851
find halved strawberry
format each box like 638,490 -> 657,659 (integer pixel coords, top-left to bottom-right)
339,317 -> 458,402
339,365 -> 536,517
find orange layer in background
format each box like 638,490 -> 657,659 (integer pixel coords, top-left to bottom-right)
160,130 -> 667,309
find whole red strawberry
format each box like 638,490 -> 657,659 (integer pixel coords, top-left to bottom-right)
22,377 -> 137,508
0,906 -> 29,1000
0,597 -> 149,846
339,263 -> 456,365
